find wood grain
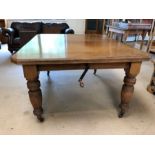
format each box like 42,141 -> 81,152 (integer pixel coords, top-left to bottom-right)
11,34 -> 149,65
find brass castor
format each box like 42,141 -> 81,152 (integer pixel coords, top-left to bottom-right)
33,107 -> 44,122
37,115 -> 44,122
79,80 -> 84,87
118,111 -> 124,118
118,104 -> 126,118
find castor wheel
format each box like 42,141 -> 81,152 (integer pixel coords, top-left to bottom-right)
118,111 -> 124,118
33,107 -> 44,122
79,80 -> 84,87
37,115 -> 44,122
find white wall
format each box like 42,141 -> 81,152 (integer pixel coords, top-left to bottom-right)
66,19 -> 85,34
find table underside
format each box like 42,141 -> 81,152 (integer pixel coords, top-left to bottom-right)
37,62 -> 129,71
23,61 -> 142,122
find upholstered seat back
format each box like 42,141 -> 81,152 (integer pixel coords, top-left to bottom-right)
3,22 -> 74,54
10,22 -> 42,37
42,23 -> 69,34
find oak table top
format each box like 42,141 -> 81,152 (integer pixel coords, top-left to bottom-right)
11,34 -> 150,122
11,34 -> 149,64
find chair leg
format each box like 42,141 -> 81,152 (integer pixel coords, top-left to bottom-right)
94,69 -> 97,75
79,65 -> 89,87
47,71 -> 50,76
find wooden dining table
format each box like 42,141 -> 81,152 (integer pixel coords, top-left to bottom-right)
11,34 -> 149,122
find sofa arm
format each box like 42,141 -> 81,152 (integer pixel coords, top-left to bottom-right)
64,28 -> 74,34
2,28 -> 15,36
2,28 -> 15,44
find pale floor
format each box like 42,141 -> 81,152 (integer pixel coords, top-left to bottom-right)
0,44 -> 155,135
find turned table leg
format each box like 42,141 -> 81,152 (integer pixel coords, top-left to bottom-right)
23,65 -> 44,122
119,62 -> 141,118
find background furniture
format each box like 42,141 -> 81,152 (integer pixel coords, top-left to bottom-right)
147,60 -> 155,95
107,23 -> 151,50
85,19 -> 105,34
11,34 -> 149,121
0,19 -> 7,44
2,22 -> 74,54
0,28 -> 1,49
147,20 -> 155,53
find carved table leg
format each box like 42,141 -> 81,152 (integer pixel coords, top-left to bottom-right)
119,62 -> 141,118
23,65 -> 44,122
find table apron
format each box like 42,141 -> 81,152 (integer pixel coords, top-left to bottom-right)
38,62 -> 130,71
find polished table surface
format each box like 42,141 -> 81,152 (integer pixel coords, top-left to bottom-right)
12,34 -> 149,64
12,34 -> 149,122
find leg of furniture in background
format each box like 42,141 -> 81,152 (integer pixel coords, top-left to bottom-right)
147,61 -> 155,95
121,32 -> 128,43
94,69 -> 97,75
134,34 -> 137,41
0,20 -> 8,44
109,32 -> 113,39
121,34 -> 124,42
135,33 -> 140,46
47,71 -> 50,76
147,34 -> 154,53
119,62 -> 141,117
147,20 -> 155,53
140,31 -> 147,50
23,65 -> 44,122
